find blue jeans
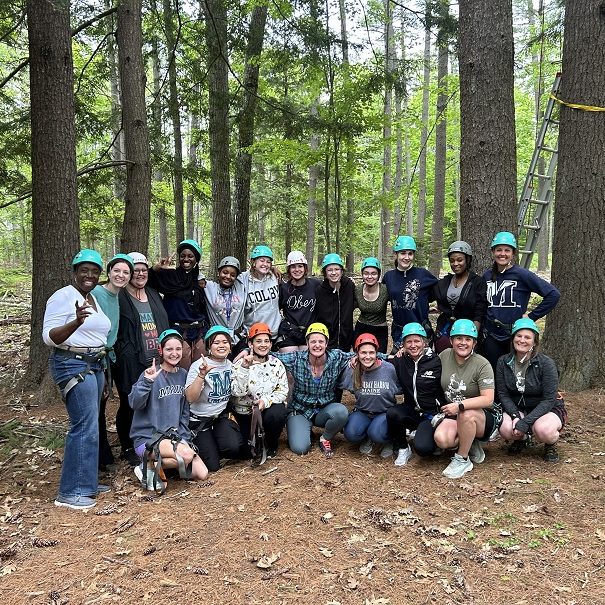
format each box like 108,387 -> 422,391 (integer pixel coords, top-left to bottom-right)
343,410 -> 390,444
286,403 -> 349,454
49,351 -> 104,498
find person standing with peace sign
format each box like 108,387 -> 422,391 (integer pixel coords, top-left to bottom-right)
43,250 -> 112,510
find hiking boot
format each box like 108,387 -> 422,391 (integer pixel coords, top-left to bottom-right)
507,439 -> 528,455
543,443 -> 559,463
442,453 -> 473,479
359,438 -> 373,455
394,446 -> 412,466
267,448 -> 277,459
54,495 -> 97,511
319,438 -> 334,458
380,442 -> 394,458
469,439 -> 485,464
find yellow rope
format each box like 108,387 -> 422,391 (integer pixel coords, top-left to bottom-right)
550,93 -> 605,112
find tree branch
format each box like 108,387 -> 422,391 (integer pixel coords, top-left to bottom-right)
0,9 -> 26,44
0,6 -> 118,90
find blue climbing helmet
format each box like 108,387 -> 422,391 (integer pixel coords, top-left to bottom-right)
511,317 -> 540,336
158,329 -> 183,346
401,322 -> 427,340
204,325 -> 233,346
450,319 -> 478,339
393,235 -> 417,252
107,253 -> 134,274
177,239 -> 202,261
321,253 -> 344,269
250,245 -> 274,260
490,231 -> 517,250
361,257 -> 381,272
72,249 -> 103,271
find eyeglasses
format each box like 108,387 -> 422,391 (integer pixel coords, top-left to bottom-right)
133,268 -> 148,274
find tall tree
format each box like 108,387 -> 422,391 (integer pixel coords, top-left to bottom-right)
543,0 -> 605,389
429,15 -> 449,276
306,101 -> 320,270
415,7 -> 431,246
26,0 -> 80,386
458,0 -> 517,272
162,0 -> 185,243
233,4 -> 268,264
203,0 -> 232,270
117,0 -> 152,253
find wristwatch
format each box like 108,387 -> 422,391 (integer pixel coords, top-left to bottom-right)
458,402 -> 465,412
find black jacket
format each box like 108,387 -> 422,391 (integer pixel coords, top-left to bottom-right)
315,276 -> 355,351
431,271 -> 488,335
113,287 -> 170,394
390,348 -> 445,414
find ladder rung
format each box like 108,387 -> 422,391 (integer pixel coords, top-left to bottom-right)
519,249 -> 532,255
547,118 -> 559,125
528,198 -> 550,206
531,173 -> 552,180
522,224 -> 541,231
539,145 -> 558,154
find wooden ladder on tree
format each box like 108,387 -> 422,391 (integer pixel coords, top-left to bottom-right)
517,72 -> 562,269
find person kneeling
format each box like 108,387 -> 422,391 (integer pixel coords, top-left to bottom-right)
231,323 -> 289,459
129,330 -> 208,492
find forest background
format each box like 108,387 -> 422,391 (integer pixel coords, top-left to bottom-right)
0,0 -> 603,392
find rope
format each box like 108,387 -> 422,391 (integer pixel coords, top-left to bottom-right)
550,93 -> 605,112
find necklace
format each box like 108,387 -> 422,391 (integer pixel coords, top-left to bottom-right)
309,355 -> 325,377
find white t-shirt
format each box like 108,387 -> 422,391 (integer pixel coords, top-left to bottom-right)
185,357 -> 233,418
42,285 -> 111,348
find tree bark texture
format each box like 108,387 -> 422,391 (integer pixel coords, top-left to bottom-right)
186,109 -> 200,239
163,0 -> 185,243
458,0 -> 517,273
117,0 -> 152,254
429,41 -> 448,277
233,4 -> 268,265
203,0 -> 232,271
26,0 -> 80,387
543,1 -> 605,389
306,102 -> 320,271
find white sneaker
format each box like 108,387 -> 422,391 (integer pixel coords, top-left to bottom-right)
394,446 -> 412,466
380,442 -> 394,458
359,438 -> 373,455
442,453 -> 473,479
134,464 -> 159,491
469,439 -> 485,464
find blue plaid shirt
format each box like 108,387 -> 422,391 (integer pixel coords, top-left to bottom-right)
272,349 -> 354,420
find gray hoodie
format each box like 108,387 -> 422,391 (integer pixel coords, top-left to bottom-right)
241,270 -> 280,336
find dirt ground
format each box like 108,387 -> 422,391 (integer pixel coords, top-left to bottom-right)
0,323 -> 604,605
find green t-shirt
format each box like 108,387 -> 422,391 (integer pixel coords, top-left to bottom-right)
439,349 -> 494,403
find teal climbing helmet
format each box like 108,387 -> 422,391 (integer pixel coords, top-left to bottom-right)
204,325 -> 233,345
321,253 -> 344,269
401,322 -> 427,340
511,317 -> 540,336
250,245 -> 274,260
490,231 -> 517,250
361,257 -> 381,272
177,239 -> 202,261
158,329 -> 183,345
72,249 -> 103,271
393,235 -> 417,252
107,253 -> 134,274
450,319 -> 478,339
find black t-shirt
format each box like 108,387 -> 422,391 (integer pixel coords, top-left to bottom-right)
279,278 -> 320,328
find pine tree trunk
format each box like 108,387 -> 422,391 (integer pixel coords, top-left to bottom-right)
543,0 -> 605,389
26,0 -> 80,387
416,15 -> 431,245
429,40 -> 448,277
186,109 -> 199,239
117,0 -> 152,253
233,5 -> 268,265
163,0 -> 185,243
458,0 -> 517,273
306,101 -> 320,272
203,0 -> 232,270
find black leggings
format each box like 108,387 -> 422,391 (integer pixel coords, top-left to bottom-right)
386,405 -> 437,456
234,403 -> 288,452
353,322 -> 389,354
192,416 -> 245,472
481,333 -> 511,372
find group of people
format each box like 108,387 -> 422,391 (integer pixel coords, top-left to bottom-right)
42,231 -> 566,510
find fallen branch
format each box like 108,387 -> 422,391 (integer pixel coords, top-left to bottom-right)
0,317 -> 30,326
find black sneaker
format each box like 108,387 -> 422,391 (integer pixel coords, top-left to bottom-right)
120,448 -> 140,467
267,449 -> 277,459
543,443 -> 559,462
